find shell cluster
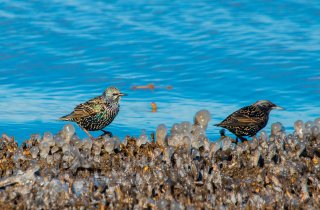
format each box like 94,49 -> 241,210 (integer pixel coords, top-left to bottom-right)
0,111 -> 320,209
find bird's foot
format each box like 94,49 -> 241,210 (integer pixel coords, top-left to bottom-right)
219,129 -> 226,137
237,136 -> 248,143
231,138 -> 238,144
101,130 -> 113,138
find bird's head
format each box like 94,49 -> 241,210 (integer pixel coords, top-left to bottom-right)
103,87 -> 127,102
253,100 -> 284,112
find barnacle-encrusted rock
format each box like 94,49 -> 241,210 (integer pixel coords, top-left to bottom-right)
0,115 -> 320,209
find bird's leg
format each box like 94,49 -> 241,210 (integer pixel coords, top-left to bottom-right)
235,137 -> 239,144
81,127 -> 95,141
219,129 -> 226,137
101,129 -> 113,138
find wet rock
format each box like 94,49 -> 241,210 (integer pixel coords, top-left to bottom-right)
0,114 -> 319,209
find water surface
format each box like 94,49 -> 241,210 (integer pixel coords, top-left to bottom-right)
1,0 -> 320,143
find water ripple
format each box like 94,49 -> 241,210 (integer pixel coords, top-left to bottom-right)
0,0 -> 319,142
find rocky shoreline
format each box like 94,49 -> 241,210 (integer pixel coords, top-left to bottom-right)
0,110 -> 319,209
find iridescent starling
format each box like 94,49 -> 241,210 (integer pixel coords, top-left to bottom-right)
215,100 -> 284,142
59,87 -> 126,140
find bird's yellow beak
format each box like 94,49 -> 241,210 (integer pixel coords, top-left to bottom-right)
118,93 -> 127,96
273,106 -> 284,110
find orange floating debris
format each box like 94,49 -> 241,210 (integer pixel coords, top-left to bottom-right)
151,102 -> 157,112
166,85 -> 173,90
131,83 -> 173,91
131,83 -> 155,90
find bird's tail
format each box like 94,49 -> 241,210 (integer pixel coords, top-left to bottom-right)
59,114 -> 72,121
214,123 -> 221,127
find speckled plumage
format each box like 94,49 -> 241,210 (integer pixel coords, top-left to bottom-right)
59,87 -> 125,139
215,100 -> 283,142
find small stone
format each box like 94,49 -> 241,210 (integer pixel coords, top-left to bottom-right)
191,148 -> 200,159
62,154 -> 73,163
113,137 -> 121,151
63,124 -> 75,144
93,155 -> 101,163
180,122 -> 192,134
191,134 -> 207,149
92,141 -> 102,156
70,136 -> 83,148
13,148 -> 24,163
62,162 -> 69,169
137,130 -> 149,147
171,123 -> 182,136
72,180 -> 86,197
51,146 -> 59,154
83,138 -> 92,150
168,135 -> 181,147
191,126 -> 205,141
39,142 -> 50,159
294,120 -> 304,139
311,126 -> 320,137
222,138 -> 232,151
314,118 -> 320,128
305,121 -> 314,134
156,124 -> 167,146
70,159 -> 81,172
312,156 -> 319,165
54,135 -> 64,148
32,133 -> 41,142
163,146 -> 175,163
39,151 -> 48,159
43,132 -> 55,147
211,142 -> 221,154
30,146 -> 39,159
259,130 -> 268,142
250,137 -> 259,150
181,136 -> 192,150
104,140 -> 115,154
70,146 -> 81,159
43,132 -> 53,142
62,144 -> 71,155
271,122 -> 284,136
194,110 -> 211,130
53,153 -> 61,161
46,155 -> 54,165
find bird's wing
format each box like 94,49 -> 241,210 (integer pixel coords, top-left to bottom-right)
230,116 -> 258,123
220,106 -> 263,126
71,97 -> 106,119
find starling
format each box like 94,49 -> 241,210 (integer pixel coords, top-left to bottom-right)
59,87 -> 126,140
214,100 -> 284,142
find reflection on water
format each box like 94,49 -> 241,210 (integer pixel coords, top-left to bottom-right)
0,0 -> 320,143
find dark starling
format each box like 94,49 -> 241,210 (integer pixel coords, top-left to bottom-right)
214,100 -> 284,143
59,87 -> 126,140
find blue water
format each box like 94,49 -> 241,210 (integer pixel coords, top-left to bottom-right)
1,0 -> 320,143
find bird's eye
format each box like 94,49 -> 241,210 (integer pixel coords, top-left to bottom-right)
113,93 -> 118,96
